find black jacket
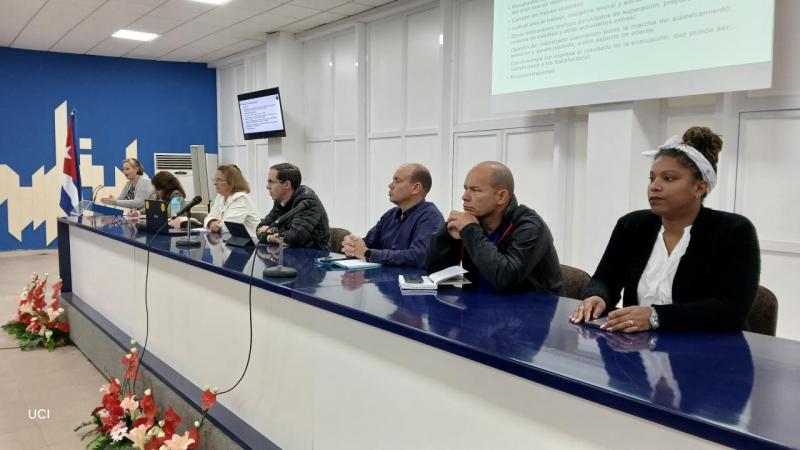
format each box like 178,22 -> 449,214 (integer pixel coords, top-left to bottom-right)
582,207 -> 760,330
258,185 -> 330,250
425,196 -> 563,294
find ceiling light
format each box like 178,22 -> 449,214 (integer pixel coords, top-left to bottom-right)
189,0 -> 231,4
112,30 -> 159,42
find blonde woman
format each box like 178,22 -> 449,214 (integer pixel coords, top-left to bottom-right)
100,158 -> 152,210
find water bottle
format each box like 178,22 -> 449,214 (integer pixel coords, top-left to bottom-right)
169,197 -> 182,218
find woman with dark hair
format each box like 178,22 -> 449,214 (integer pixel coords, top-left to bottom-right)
570,127 -> 760,332
100,158 -> 152,210
130,171 -> 186,224
151,171 -> 186,214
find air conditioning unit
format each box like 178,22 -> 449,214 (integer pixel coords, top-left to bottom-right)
153,153 -> 194,200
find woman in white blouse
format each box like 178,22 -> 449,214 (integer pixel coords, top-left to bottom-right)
204,164 -> 260,239
569,127 -> 760,332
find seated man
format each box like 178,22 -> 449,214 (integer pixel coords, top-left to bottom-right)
342,163 -> 444,268
425,161 -> 563,294
256,163 -> 330,250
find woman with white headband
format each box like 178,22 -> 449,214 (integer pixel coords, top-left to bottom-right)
570,127 -> 760,332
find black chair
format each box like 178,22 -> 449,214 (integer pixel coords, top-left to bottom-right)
745,286 -> 778,336
329,227 -> 351,253
560,264 -> 591,299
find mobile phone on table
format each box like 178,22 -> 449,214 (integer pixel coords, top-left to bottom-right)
583,316 -> 608,329
404,275 -> 424,283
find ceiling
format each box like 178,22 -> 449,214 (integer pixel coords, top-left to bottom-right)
0,0 -> 395,63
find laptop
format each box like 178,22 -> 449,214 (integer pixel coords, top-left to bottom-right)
136,200 -> 171,234
223,221 -> 255,247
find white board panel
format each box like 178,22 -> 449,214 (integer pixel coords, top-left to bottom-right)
452,132 -> 500,210
406,134 -> 446,215
505,127 -> 556,237
368,17 -> 404,134
406,7 -> 441,131
304,39 -> 334,139
334,32 -> 358,137
368,137 -> 404,224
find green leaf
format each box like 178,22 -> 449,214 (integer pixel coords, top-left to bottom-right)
73,420 -> 95,432
88,434 -> 110,450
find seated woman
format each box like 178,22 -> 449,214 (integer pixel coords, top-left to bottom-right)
204,164 -> 260,239
131,171 -> 186,218
100,158 -> 153,210
570,127 -> 760,332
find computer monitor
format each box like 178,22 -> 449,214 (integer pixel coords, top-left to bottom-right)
237,87 -> 287,140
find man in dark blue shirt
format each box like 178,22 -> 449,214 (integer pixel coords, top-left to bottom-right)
342,163 -> 444,268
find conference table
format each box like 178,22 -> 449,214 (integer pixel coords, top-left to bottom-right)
57,215 -> 799,449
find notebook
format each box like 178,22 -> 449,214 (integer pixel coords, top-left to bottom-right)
398,265 -> 469,290
331,259 -> 382,270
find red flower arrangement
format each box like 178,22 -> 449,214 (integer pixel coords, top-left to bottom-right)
75,341 -> 218,450
2,273 -> 70,351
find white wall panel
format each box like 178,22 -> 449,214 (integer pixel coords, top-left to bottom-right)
406,134 -> 446,214
455,0 -> 492,125
368,17 -> 404,134
736,111 -> 800,246
505,127 -> 556,236
305,141 -> 335,222
736,110 -> 800,340
452,132 -> 500,210
332,140 -> 361,234
219,63 -> 245,144
252,52 -> 268,91
569,119 -> 589,269
406,7 -> 441,131
304,39 -> 334,139
456,0 -> 535,125
333,32 -> 357,137
368,138 -> 404,224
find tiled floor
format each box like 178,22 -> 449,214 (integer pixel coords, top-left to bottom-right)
0,250 -> 106,450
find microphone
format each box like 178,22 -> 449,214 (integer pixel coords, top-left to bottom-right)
92,185 -> 105,202
171,195 -> 202,219
271,201 -> 310,227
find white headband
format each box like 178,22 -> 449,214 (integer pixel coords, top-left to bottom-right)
642,135 -> 717,193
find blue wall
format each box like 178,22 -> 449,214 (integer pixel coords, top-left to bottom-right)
0,47 -> 217,250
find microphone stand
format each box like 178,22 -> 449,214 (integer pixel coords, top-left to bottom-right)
91,185 -> 105,202
175,210 -> 201,248
262,235 -> 297,278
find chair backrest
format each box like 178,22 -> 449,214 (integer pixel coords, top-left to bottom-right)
329,227 -> 351,253
746,285 -> 778,336
560,264 -> 591,299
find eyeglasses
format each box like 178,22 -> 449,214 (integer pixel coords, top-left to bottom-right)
267,179 -> 285,186
213,178 -> 227,184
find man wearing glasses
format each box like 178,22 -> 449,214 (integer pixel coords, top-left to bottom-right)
256,163 -> 331,249
341,163 -> 443,268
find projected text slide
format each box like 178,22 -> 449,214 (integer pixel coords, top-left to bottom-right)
492,0 -> 773,95
239,95 -> 283,134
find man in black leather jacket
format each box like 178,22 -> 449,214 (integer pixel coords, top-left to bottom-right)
257,163 -> 330,250
426,161 -> 563,294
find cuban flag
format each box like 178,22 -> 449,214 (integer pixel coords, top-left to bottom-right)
59,112 -> 82,215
